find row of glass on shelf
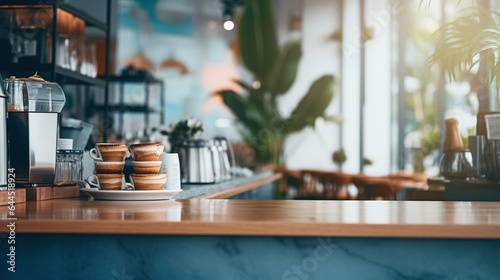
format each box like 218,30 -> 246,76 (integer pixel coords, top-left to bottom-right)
0,7 -> 98,77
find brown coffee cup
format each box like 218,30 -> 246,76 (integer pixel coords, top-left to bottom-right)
87,173 -> 126,190
129,173 -> 167,190
94,161 -> 125,174
90,143 -> 129,162
132,161 -> 162,174
129,143 -> 164,161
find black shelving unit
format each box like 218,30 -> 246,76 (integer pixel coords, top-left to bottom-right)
105,75 -> 165,138
0,0 -> 112,140
95,105 -> 163,113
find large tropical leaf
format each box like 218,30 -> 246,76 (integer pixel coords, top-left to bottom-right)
232,79 -> 277,129
286,75 -> 335,134
220,89 -> 286,165
219,89 -> 269,136
218,90 -> 248,124
239,0 -> 278,81
268,41 -> 302,95
234,80 -> 256,93
428,7 -> 500,94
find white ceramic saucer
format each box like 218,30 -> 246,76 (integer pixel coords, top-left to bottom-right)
81,188 -> 182,201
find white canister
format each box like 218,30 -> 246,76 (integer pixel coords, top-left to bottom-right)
161,153 -> 181,190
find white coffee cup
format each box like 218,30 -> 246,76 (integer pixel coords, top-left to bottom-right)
161,153 -> 181,190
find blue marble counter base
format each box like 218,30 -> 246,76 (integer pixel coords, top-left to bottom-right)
1,234 -> 499,280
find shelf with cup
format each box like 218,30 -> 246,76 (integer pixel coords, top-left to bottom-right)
0,0 -> 109,85
0,63 -> 106,87
0,0 -> 113,140
108,75 -> 163,83
55,66 -> 106,86
94,105 -> 163,113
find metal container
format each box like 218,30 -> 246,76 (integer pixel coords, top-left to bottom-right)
0,75 -> 8,188
213,136 -> 232,181
172,139 -> 215,184
7,112 -> 59,185
469,135 -> 485,178
484,140 -> 500,182
209,142 -> 222,183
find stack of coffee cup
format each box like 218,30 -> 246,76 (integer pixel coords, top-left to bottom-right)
129,143 -> 167,190
88,143 -> 129,190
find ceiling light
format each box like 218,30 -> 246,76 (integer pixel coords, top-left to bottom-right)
223,20 -> 234,31
222,0 -> 238,31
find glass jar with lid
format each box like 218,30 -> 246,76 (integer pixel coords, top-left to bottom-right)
55,150 -> 83,184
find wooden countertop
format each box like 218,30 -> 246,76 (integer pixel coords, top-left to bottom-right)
1,199 -> 500,238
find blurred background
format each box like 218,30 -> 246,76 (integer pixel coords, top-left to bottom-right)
0,0 -> 498,177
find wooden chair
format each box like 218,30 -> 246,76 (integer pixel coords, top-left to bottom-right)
363,181 -> 399,200
353,174 -> 421,200
298,170 -> 356,199
387,171 -> 428,183
291,170 -> 430,200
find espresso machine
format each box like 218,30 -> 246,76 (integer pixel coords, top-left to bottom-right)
4,76 -> 65,186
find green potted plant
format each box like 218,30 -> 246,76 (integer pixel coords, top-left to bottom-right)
218,0 -> 337,167
428,7 -> 500,103
162,119 -> 204,146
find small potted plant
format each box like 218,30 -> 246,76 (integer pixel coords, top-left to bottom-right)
162,119 -> 204,148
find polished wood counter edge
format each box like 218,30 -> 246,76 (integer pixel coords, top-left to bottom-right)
195,173 -> 282,199
1,199 -> 500,238
4,221 -> 499,239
